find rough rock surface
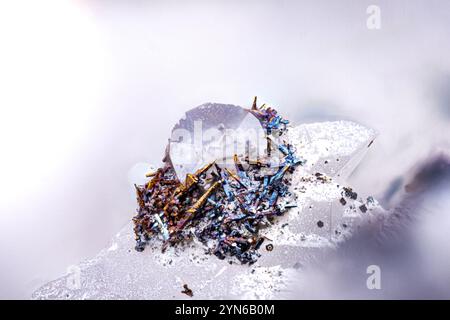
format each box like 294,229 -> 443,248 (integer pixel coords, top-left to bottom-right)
33,120 -> 384,299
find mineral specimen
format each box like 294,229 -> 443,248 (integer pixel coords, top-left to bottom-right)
33,99 -> 383,300
133,98 -> 305,264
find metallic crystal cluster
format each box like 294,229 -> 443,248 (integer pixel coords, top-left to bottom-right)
133,98 -> 305,264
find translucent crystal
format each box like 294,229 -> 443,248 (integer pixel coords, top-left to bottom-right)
169,103 -> 267,181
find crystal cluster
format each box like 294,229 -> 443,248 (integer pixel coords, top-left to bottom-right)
133,98 -> 305,263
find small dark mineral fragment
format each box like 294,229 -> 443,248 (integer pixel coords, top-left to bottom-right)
317,220 -> 324,228
359,204 -> 368,213
343,187 -> 358,200
339,197 -> 347,205
254,237 -> 265,250
181,284 -> 193,297
135,241 -> 145,252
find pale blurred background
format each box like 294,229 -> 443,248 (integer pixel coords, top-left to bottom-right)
0,0 -> 449,298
